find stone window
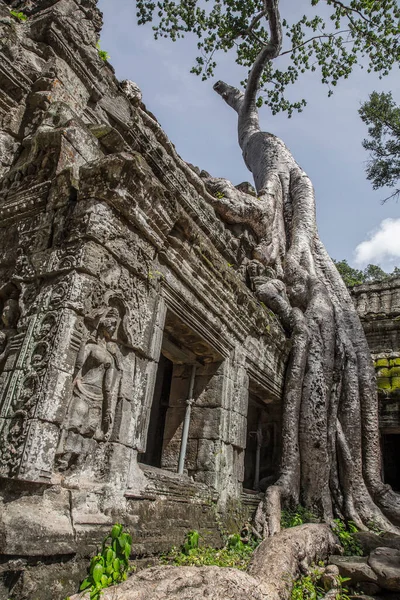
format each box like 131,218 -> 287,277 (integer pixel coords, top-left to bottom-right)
243,385 -> 281,492
139,310 -> 224,482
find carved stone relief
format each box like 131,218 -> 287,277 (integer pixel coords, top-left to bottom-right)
0,287 -> 20,379
55,301 -> 131,478
0,278 -> 73,478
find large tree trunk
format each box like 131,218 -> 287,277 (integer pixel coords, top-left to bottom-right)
204,0 -> 400,537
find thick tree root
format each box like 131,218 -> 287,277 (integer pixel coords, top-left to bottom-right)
70,525 -> 338,600
202,149 -> 400,535
249,524 -> 339,599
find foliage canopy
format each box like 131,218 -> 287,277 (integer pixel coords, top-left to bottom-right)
360,91 -> 400,202
136,0 -> 400,115
333,259 -> 400,287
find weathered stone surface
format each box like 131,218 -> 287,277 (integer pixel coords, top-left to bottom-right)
0,557 -> 87,600
354,532 -> 400,555
352,279 -> 400,426
368,547 -> 400,592
0,0 -> 302,598
0,487 -> 76,556
328,555 -> 379,586
70,566 -> 269,600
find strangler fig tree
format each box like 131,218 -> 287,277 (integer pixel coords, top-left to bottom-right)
134,0 -> 400,536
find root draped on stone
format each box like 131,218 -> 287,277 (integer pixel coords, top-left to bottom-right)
70,524 -> 338,600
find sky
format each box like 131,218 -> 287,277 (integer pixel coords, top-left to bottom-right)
97,0 -> 400,272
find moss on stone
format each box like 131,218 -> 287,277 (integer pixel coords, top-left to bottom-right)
390,366 -> 400,377
375,358 -> 390,368
377,368 -> 391,378
390,357 -> 400,367
377,377 -> 392,390
391,377 -> 400,390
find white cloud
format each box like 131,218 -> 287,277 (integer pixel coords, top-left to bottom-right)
354,218 -> 400,268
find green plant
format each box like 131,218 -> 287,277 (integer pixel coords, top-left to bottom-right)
215,191 -> 224,199
162,529 -> 259,571
332,519 -> 363,556
367,520 -> 385,536
96,41 -> 110,62
79,524 -> 132,600
182,530 -> 200,555
10,9 -> 27,22
291,573 -> 324,600
291,567 -> 351,600
281,506 -> 319,529
148,269 -> 164,280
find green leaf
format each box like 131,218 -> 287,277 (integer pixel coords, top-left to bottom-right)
113,558 -> 121,572
111,524 -> 123,540
79,578 -> 92,591
90,555 -> 103,574
135,0 -> 400,116
124,543 -> 131,560
92,564 -> 104,586
10,9 -> 27,22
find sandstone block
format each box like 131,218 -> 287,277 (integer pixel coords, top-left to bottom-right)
368,547 -> 400,592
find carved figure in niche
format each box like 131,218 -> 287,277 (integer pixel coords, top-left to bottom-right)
36,313 -> 57,341
56,306 -> 123,471
0,373 -> 39,477
0,293 -> 20,377
0,412 -> 29,478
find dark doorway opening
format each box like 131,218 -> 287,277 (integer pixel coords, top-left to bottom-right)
243,392 -> 281,492
382,433 -> 400,491
139,354 -> 173,468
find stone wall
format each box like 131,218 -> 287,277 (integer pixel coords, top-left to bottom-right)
352,278 -> 400,494
0,1 -> 288,598
352,277 -> 400,431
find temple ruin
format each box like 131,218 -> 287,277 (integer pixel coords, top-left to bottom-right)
0,1 -> 399,598
352,278 -> 400,492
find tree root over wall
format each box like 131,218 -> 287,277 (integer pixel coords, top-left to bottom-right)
198,0 -> 400,537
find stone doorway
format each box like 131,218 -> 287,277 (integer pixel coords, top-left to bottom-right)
243,391 -> 281,492
382,433 -> 400,491
139,353 -> 173,468
139,310 -> 224,479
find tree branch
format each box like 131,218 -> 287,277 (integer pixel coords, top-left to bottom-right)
278,30 -> 350,58
245,9 -> 267,36
248,30 -> 269,48
243,0 -> 283,111
380,188 -> 400,204
213,80 -> 244,114
325,0 -> 371,24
